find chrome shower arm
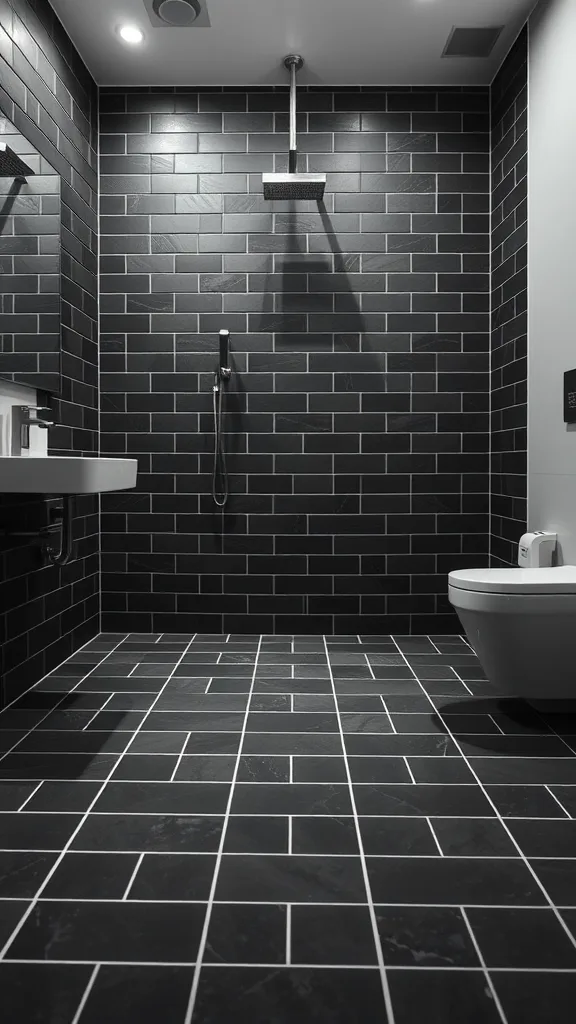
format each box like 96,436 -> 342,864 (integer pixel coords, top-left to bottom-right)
285,55 -> 303,174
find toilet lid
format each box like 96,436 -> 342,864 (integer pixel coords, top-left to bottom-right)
449,566 -> 576,594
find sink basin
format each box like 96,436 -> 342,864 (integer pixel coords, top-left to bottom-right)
0,456 -> 138,494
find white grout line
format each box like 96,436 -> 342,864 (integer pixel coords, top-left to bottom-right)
121,852 -> 145,900
183,633 -> 264,1024
450,668 -> 475,697
287,815 -> 292,855
544,785 -> 573,819
426,817 -> 445,857
70,963 -> 100,1024
488,714 -> 505,736
169,732 -> 192,783
285,904 -> 292,966
16,781 -> 43,812
460,907 -> 509,1024
403,757 -> 417,785
322,635 -> 396,1024
289,755 -> 293,784
81,693 -> 114,731
0,633 -> 198,961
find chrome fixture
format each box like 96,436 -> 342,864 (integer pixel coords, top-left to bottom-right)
262,56 -> 327,201
16,405 -> 54,450
212,329 -> 231,508
0,142 -> 34,179
0,497 -> 75,566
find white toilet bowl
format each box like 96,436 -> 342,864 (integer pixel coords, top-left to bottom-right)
448,565 -> 576,700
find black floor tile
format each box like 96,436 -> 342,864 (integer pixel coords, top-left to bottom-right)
0,963 -> 93,1024
0,851 -> 58,897
246,712 -> 339,733
231,782 -> 353,816
0,901 -> 28,947
0,752 -> 119,780
174,755 -> 237,782
224,816 -> 289,854
367,856 -> 546,905
15,730 -> 130,754
375,905 -> 479,967
430,817 -> 519,856
548,786 -> 576,817
407,757 -> 476,784
155,693 -> 249,712
80,965 -> 195,1024
0,811 -> 80,851
72,813 -> 224,853
345,733 -> 458,756
192,966 -> 388,1023
93,781 -> 231,814
242,733 -> 343,755
111,754 -> 179,781
470,756 -> 576,785
359,816 -> 439,856
340,712 -> 393,734
466,906 -> 576,967
531,859 -> 576,906
205,903 -> 286,964
0,782 -> 39,810
42,852 -> 139,899
23,781 -> 102,812
388,968 -> 502,1024
250,694 -> 291,711
184,732 -> 242,755
347,757 -> 412,784
486,784 -> 571,819
291,904 -> 377,965
7,900 -> 207,962
128,853 -> 216,900
237,755 -> 290,782
492,970 -> 576,1024
506,818 -> 576,857
292,756 -> 348,783
129,732 -> 189,753
291,816 -> 359,856
215,854 -> 367,903
144,711 -> 245,731
353,783 -> 495,817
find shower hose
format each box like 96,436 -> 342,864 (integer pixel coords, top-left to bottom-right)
212,373 -> 228,508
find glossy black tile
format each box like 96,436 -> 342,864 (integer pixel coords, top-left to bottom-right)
375,905 -> 479,966
127,853 -> 216,900
71,813 -> 224,853
0,963 -> 94,1024
79,965 -> 195,1024
215,854 -> 367,903
388,969 -> 502,1024
492,971 -> 576,1024
42,852 -> 139,900
291,905 -> 377,965
205,903 -> 286,964
466,907 -> 576,968
366,857 -> 546,905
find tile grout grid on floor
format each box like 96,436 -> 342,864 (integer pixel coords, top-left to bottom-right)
0,632 -> 575,1023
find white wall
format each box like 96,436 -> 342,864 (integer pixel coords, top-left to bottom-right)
528,0 -> 576,563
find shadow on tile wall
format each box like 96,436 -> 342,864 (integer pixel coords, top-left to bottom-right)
99,85 -> 491,635
490,28 -> 528,567
0,0 -> 99,704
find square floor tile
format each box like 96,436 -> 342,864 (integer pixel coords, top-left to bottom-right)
466,907 -> 576,968
492,971 -> 576,1024
0,963 -> 93,1024
79,965 -> 195,1024
127,853 -> 216,900
291,905 -> 377,965
291,816 -> 359,856
359,816 -> 439,856
205,903 -> 286,964
42,852 -> 139,900
388,968 -> 502,1024
224,816 -> 289,854
0,852 -> 58,897
375,905 -> 479,967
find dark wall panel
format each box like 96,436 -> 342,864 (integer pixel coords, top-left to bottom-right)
490,29 -> 528,566
99,85 -> 490,635
0,0 -> 99,703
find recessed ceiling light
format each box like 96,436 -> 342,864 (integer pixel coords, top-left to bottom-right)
119,24 -> 144,44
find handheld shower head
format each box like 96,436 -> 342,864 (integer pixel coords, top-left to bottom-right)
218,329 -> 231,381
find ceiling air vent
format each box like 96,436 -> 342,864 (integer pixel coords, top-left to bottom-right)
442,26 -> 504,58
143,0 -> 211,27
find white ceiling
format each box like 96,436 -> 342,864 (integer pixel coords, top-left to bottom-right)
50,0 -> 536,86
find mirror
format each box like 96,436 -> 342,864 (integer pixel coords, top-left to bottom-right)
0,112 -> 61,393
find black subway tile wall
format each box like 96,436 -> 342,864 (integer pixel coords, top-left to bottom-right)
0,0 -> 99,703
490,30 -> 528,566
99,85 -> 490,635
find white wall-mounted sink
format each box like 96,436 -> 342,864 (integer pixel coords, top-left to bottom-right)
0,456 -> 138,494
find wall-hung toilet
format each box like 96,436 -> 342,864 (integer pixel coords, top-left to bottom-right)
448,532 -> 576,702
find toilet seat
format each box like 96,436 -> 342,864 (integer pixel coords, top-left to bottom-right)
449,565 -> 576,595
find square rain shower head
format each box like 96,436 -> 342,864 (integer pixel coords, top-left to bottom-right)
262,173 -> 327,201
0,143 -> 34,179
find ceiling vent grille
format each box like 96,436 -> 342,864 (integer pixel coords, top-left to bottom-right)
143,0 -> 210,28
442,26 -> 504,58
